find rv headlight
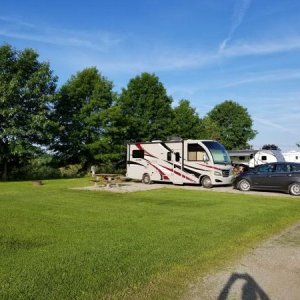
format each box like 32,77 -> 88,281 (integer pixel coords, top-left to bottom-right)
214,171 -> 222,176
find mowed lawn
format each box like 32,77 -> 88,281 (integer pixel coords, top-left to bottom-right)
0,179 -> 300,299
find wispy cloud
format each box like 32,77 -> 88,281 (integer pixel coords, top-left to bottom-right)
222,37 -> 300,57
0,16 -> 123,51
218,68 -> 300,88
253,117 -> 296,134
219,0 -> 252,51
0,16 -> 35,28
2,15 -> 300,74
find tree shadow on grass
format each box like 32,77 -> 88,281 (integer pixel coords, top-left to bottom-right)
218,272 -> 270,300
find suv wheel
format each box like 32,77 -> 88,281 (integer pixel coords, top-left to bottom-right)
238,179 -> 251,191
289,183 -> 300,196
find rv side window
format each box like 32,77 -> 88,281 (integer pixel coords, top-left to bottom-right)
175,152 -> 180,162
188,144 -> 208,161
167,152 -> 171,161
261,156 -> 267,161
132,150 -> 144,158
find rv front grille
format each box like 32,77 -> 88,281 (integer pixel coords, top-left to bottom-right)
222,170 -> 230,177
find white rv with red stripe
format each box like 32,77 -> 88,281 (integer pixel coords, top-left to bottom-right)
126,139 -> 233,187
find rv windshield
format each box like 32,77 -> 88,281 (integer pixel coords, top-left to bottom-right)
202,141 -> 231,165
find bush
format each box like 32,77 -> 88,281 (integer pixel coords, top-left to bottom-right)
9,161 -> 60,180
59,164 -> 83,178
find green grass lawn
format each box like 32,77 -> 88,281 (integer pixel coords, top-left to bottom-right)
0,179 -> 300,299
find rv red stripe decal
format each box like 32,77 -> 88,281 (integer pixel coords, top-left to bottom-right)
197,163 -> 222,170
161,165 -> 196,183
147,161 -> 170,180
136,144 -> 156,158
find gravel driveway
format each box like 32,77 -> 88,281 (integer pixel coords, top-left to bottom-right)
76,181 -> 292,197
186,222 -> 300,300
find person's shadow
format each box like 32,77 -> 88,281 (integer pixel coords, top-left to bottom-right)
218,273 -> 270,300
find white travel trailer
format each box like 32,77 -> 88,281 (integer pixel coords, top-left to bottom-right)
248,149 -> 285,167
126,139 -> 233,187
283,151 -> 300,163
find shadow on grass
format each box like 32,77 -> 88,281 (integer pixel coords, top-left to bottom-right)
218,272 -> 270,300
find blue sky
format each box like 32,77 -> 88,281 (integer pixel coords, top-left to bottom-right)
1,0 -> 300,150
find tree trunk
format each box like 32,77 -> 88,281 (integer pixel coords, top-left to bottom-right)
2,158 -> 7,181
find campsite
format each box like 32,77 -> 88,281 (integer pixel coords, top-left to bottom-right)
1,1 -> 300,299
1,178 -> 300,299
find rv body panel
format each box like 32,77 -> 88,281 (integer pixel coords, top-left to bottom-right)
283,151 -> 300,163
126,139 -> 233,186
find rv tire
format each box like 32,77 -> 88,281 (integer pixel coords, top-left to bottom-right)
142,174 -> 152,184
201,176 -> 212,188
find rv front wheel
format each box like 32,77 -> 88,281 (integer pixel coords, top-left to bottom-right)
201,176 -> 212,188
142,174 -> 152,184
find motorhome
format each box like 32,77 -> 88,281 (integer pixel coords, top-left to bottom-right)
126,139 -> 233,187
248,149 -> 285,167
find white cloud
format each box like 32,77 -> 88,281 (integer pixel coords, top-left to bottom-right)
253,117 -> 295,133
0,17 -> 123,52
217,69 -> 300,88
222,37 -> 300,57
219,0 -> 252,51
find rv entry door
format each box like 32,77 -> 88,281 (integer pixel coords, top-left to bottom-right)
171,151 -> 183,185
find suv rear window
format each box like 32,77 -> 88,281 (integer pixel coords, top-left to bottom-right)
291,164 -> 300,172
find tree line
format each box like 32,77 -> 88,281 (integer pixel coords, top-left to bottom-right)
0,44 -> 257,180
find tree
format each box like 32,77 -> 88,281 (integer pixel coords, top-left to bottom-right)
118,73 -> 173,142
51,67 -> 115,167
0,44 -> 57,180
171,100 -> 202,139
199,117 -> 221,140
206,100 -> 257,149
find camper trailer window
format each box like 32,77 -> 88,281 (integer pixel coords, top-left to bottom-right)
175,152 -> 180,162
188,144 -> 207,161
167,152 -> 171,161
132,150 -> 144,158
261,156 -> 267,161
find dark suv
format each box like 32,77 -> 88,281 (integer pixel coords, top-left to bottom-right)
233,162 -> 300,195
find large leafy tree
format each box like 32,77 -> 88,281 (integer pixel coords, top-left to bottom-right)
171,99 -> 202,139
206,100 -> 257,149
52,67 -> 114,167
118,73 -> 173,142
199,117 -> 221,140
0,44 -> 57,180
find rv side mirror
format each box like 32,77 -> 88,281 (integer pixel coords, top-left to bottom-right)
203,154 -> 209,162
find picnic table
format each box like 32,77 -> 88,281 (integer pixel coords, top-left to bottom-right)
93,173 -> 122,187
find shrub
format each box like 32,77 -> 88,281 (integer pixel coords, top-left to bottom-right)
59,164 -> 83,178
